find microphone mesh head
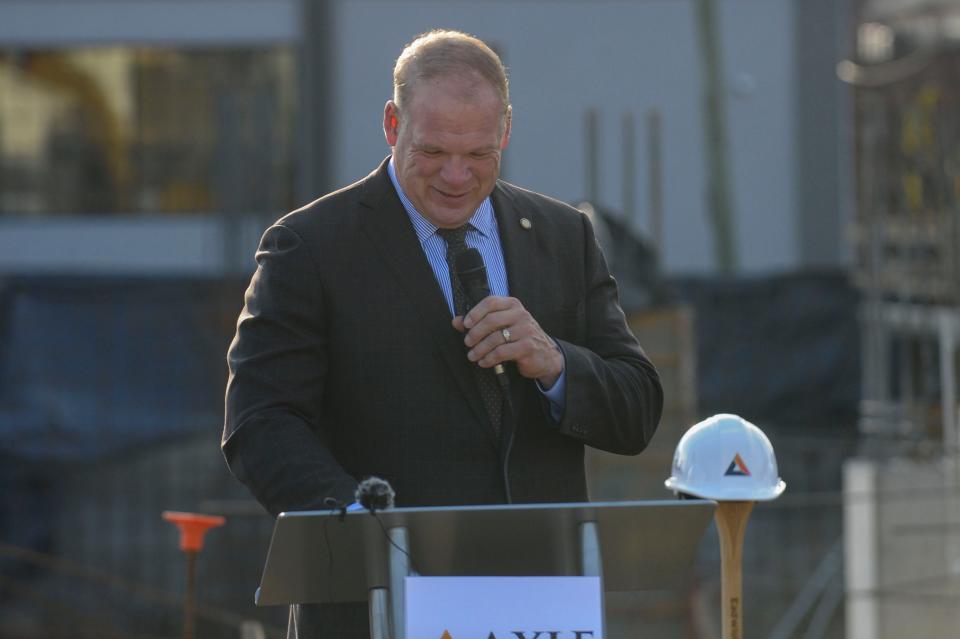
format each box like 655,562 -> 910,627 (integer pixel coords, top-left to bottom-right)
355,476 -> 395,512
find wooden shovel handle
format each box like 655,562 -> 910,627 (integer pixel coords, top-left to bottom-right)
715,501 -> 755,639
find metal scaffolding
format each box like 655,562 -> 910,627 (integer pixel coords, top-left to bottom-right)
846,15 -> 960,464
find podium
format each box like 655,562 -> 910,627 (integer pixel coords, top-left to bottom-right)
256,500 -> 715,638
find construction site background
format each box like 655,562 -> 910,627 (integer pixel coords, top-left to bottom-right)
2,0 -> 960,637
0,271 -> 857,638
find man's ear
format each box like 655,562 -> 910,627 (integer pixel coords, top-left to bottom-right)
384,101 -> 400,146
500,105 -> 513,150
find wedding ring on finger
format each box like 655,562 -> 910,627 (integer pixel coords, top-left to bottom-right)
501,327 -> 512,344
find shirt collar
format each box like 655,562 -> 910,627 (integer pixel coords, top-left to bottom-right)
388,156 -> 496,244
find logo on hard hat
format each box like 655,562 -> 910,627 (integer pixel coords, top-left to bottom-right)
724,453 -> 751,477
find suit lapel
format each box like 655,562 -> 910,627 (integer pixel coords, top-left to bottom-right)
491,181 -> 545,437
492,182 -> 542,320
357,160 -> 492,442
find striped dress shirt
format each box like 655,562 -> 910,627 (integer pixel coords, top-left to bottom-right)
387,158 -> 566,415
387,159 -> 509,315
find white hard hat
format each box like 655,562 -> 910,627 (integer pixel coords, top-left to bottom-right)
664,414 -> 786,501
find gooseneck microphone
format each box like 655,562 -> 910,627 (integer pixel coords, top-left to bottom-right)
455,248 -> 508,382
354,476 -> 395,513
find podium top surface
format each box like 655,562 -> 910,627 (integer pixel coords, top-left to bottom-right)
256,499 -> 715,606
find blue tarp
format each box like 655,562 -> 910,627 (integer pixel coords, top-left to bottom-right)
672,271 -> 861,429
0,276 -> 243,460
0,270 -> 860,612
0,270 -> 859,460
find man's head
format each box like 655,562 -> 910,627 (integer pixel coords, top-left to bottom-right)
384,30 -> 512,229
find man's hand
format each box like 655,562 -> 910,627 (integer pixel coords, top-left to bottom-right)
452,296 -> 564,389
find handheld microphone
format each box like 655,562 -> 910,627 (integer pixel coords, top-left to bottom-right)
456,248 -> 490,303
455,248 -> 507,379
354,477 -> 395,513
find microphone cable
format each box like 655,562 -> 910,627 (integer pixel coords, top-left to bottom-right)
355,478 -> 421,576
456,248 -> 517,504
321,496 -> 347,603
320,489 -> 422,597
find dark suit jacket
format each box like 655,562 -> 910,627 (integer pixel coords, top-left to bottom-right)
222,158 -> 663,635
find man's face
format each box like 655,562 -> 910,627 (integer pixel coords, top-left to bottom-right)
384,75 -> 511,229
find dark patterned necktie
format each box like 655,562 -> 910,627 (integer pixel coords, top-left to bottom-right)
437,225 -> 502,435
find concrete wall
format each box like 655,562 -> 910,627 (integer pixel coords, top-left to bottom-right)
328,0 -> 799,274
0,0 -> 853,276
0,215 -> 269,275
0,0 -> 297,46
844,458 -> 960,639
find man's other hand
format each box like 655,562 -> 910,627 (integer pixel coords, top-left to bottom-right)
452,296 -> 564,389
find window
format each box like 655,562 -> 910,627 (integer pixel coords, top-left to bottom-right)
0,47 -> 296,216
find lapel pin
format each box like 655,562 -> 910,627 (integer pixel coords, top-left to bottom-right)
520,217 -> 532,230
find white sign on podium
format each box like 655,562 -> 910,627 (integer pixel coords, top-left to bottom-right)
405,576 -> 603,639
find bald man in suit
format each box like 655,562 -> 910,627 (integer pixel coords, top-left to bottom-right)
223,29 -> 662,638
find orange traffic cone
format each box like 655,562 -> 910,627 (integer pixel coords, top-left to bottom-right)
163,511 -> 225,639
